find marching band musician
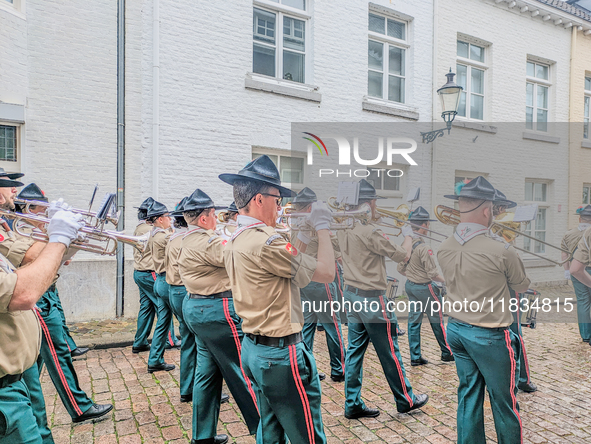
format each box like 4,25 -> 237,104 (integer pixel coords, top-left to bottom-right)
220,155 -> 335,443
336,178 -> 428,419
438,176 -> 530,444
562,205 -> 591,342
570,215 -> 591,347
292,187 -> 346,383
179,189 -> 259,444
396,206 -> 453,366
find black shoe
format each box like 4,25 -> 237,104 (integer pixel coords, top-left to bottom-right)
148,363 -> 175,373
317,325 -> 325,332
518,382 -> 538,393
318,372 -> 326,381
191,435 -> 229,444
221,393 -> 230,404
165,340 -> 182,350
71,347 -> 89,358
398,394 -> 429,413
397,328 -> 406,337
180,394 -> 192,403
345,407 -> 380,419
132,344 -> 151,354
441,355 -> 455,362
583,338 -> 590,343
73,404 -> 113,423
331,374 -> 345,382
411,357 -> 429,366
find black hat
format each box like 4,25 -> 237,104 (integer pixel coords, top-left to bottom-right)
0,177 -> 24,188
408,206 -> 436,222
576,205 -> 591,217
219,155 -> 294,197
0,168 -> 24,180
135,197 -> 155,210
183,189 -> 227,212
444,176 -> 496,201
228,201 -> 238,213
170,197 -> 188,217
293,187 -> 317,206
493,189 -> 517,209
17,183 -> 48,202
146,200 -> 169,218
358,179 -> 386,200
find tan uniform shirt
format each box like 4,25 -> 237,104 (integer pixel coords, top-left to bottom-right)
150,228 -> 171,275
562,224 -> 589,258
179,227 -> 231,295
0,224 -> 35,268
574,227 -> 591,266
300,232 -> 341,261
133,222 -> 153,271
437,224 -> 530,328
0,255 -> 41,378
224,216 -> 316,337
165,231 -> 185,286
336,221 -> 407,291
397,239 -> 439,284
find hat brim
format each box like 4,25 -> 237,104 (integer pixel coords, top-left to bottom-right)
182,205 -> 227,213
444,193 -> 495,201
495,200 -> 517,209
0,179 -> 24,188
360,194 -> 387,200
219,173 -> 295,198
147,211 -> 170,218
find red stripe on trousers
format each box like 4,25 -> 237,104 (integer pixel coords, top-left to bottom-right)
35,309 -> 83,416
504,329 -> 523,444
222,298 -> 259,413
288,344 -> 315,444
325,283 -> 345,374
168,331 -> 174,346
151,272 -> 156,281
427,284 -> 453,355
379,295 -> 413,408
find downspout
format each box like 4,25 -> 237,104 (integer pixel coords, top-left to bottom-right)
152,0 -> 159,199
116,0 -> 126,317
431,0 -> 438,216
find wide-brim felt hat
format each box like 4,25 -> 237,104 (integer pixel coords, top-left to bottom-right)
17,183 -> 48,202
170,197 -> 188,217
577,205 -> 591,217
293,187 -> 317,205
146,200 -> 169,218
408,206 -> 436,222
493,189 -> 517,209
183,189 -> 226,212
358,179 -> 386,200
444,176 -> 496,201
135,197 -> 155,210
219,155 -> 294,198
0,178 -> 24,188
227,201 -> 238,213
0,168 -> 24,180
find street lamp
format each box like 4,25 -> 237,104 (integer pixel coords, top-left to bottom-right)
421,69 -> 463,144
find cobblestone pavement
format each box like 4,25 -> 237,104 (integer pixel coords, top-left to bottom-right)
43,284 -> 591,443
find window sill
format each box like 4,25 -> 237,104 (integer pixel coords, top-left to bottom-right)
0,103 -> 25,124
0,2 -> 25,19
372,191 -> 404,199
245,73 -> 321,103
523,259 -> 557,269
452,120 -> 497,134
361,97 -> 419,120
582,140 -> 591,149
522,131 -> 560,144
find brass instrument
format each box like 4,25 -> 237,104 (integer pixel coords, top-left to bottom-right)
282,202 -> 372,233
15,198 -> 119,227
217,210 -> 237,224
434,204 -> 461,226
2,209 -> 147,256
377,204 -> 448,242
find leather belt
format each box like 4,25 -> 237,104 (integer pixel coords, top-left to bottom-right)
189,290 -> 232,299
0,373 -> 23,389
449,317 -> 508,331
138,269 -> 155,273
345,285 -> 384,298
246,332 -> 302,347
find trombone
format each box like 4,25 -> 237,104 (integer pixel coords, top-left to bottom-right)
434,204 -> 461,226
377,204 -> 448,242
281,202 -> 373,233
15,198 -> 120,227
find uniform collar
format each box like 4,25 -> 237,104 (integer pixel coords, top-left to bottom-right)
237,215 -> 264,227
578,223 -> 591,232
454,223 -> 489,245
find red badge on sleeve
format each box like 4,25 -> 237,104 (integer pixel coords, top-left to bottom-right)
286,243 -> 298,256
0,234 -> 5,242
382,233 -> 390,240
428,249 -> 433,255
222,240 -> 228,246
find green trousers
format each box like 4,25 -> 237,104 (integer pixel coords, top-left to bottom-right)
242,335 -> 326,444
168,285 -> 196,397
0,379 -> 42,444
36,293 -> 94,420
182,296 -> 260,441
447,320 -> 522,444
133,270 -> 177,350
344,289 -> 416,414
148,274 -> 175,367
42,287 -> 77,353
571,269 -> 591,342
509,290 -> 532,387
301,281 -> 346,379
406,281 -> 453,361
22,365 -> 53,444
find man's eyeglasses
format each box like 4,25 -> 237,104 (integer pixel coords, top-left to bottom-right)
260,193 -> 283,207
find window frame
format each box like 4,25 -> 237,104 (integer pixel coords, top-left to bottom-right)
252,147 -> 306,192
584,76 -> 591,139
456,40 -> 487,121
583,183 -> 591,205
252,0 -> 312,85
364,165 -> 405,197
0,122 -> 21,172
523,180 -> 550,257
367,11 -> 409,105
526,61 -> 552,133
0,0 -> 25,16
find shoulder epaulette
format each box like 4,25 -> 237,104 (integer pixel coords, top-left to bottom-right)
208,235 -> 219,244
266,234 -> 283,245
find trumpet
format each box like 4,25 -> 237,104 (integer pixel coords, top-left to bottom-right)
281,203 -> 372,233
1,209 -> 147,256
434,205 -> 461,226
377,204 -> 448,243
14,198 -> 119,227
217,210 -> 237,224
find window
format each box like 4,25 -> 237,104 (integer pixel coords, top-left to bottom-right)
523,181 -> 548,254
526,61 -> 550,132
253,2 -> 308,84
585,77 -> 591,139
583,184 -> 590,205
252,151 -> 304,184
366,168 -> 401,191
456,40 -> 486,120
367,12 -> 408,104
0,126 -> 17,162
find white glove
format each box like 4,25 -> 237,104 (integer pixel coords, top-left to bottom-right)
297,231 -> 311,245
308,202 -> 331,232
47,211 -> 85,247
564,270 -> 571,280
401,224 -> 413,237
47,198 -> 72,219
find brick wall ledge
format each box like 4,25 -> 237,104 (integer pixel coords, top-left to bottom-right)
245,73 -> 321,103
361,97 -> 419,120
522,131 -> 561,144
451,120 -> 497,133
582,140 -> 591,149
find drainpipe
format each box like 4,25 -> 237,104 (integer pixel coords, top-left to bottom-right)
431,0 -> 438,217
152,0 -> 159,199
116,0 -> 125,317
